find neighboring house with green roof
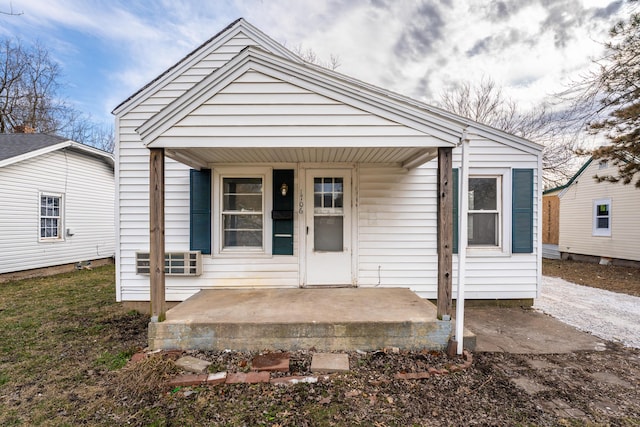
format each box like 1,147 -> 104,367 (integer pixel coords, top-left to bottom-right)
546,156 -> 640,266
0,133 -> 115,277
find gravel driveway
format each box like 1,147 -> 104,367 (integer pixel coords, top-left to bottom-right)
535,276 -> 640,349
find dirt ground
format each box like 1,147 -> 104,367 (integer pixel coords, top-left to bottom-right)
96,345 -> 639,427
1,263 -> 639,426
543,258 -> 640,297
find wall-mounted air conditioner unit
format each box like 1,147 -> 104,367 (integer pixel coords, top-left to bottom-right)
135,251 -> 202,276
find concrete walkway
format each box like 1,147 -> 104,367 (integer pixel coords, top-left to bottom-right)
464,306 -> 606,353
465,275 -> 640,353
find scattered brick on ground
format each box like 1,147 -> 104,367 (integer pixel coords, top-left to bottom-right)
175,355 -> 211,373
163,350 -> 474,387
310,353 -> 350,373
225,371 -> 270,384
252,352 -> 290,372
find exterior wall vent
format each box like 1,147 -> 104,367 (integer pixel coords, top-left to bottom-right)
136,251 -> 202,276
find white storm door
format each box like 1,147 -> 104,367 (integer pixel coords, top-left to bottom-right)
305,169 -> 352,286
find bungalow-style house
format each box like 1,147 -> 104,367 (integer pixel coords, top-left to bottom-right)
0,133 -> 115,279
550,157 -> 640,266
113,19 -> 542,346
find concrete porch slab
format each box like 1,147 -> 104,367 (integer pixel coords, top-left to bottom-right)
148,288 -> 464,352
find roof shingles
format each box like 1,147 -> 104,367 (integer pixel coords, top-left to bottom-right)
0,133 -> 69,162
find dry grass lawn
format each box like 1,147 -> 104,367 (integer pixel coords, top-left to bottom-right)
0,262 -> 638,426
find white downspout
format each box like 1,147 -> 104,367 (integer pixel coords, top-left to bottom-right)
455,132 -> 470,355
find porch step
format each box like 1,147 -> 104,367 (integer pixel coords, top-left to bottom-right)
148,288 -> 466,352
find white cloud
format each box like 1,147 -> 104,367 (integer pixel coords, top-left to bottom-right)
2,0 -> 629,122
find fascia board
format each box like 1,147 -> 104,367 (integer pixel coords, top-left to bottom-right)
239,19 -> 300,62
304,61 -> 467,128
113,19 -> 301,117
0,140 -> 114,169
67,142 -> 115,168
137,50 -> 257,142
140,47 -> 460,146
304,61 -> 543,155
463,126 -> 543,156
149,135 -> 448,148
165,149 -> 208,170
558,157 -> 593,198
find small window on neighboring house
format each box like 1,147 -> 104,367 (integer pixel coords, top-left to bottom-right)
468,176 -> 501,247
39,193 -> 63,240
593,198 -> 611,236
598,160 -> 608,170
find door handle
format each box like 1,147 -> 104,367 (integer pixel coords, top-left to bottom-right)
306,226 -> 309,235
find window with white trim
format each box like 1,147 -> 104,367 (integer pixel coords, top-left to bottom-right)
39,193 -> 63,240
222,177 -> 264,249
212,167 -> 273,255
593,198 -> 611,236
468,176 -> 501,247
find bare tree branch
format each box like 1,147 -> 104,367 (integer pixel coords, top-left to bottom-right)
292,44 -> 341,70
560,6 -> 640,188
0,1 -> 23,16
0,37 -> 114,151
438,76 -> 583,189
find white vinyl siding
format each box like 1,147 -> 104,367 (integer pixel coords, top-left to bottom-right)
116,32 -> 298,302
453,137 -> 539,300
118,125 -> 540,302
357,137 -> 540,301
357,164 -> 438,290
0,149 -> 114,274
115,25 -> 542,302
559,161 -> 640,261
155,70 -> 435,149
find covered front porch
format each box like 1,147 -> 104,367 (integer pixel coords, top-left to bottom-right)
136,44 -> 465,352
149,287 -> 474,351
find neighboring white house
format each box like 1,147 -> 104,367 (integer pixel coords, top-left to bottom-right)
0,133 -> 115,276
558,157 -> 640,265
113,19 -> 542,308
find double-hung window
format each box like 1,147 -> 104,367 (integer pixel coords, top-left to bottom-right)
40,193 -> 63,240
468,176 -> 501,247
593,198 -> 611,237
222,177 -> 263,250
213,167 -> 271,255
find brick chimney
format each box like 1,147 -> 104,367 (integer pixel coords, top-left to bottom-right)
13,125 -> 36,133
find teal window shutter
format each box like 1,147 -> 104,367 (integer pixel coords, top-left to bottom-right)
452,168 -> 459,254
512,169 -> 534,253
190,169 -> 211,254
272,169 -> 294,255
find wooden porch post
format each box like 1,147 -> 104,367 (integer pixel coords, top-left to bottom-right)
149,148 -> 166,322
437,147 -> 453,319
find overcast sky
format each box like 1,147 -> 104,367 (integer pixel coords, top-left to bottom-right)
0,0 -> 628,127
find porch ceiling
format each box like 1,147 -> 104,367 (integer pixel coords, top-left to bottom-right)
165,146 -> 438,169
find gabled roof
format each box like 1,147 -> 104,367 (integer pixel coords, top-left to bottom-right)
300,61 -> 543,155
119,18 -> 542,159
137,46 -> 462,147
0,133 -> 114,168
543,157 -> 593,195
0,133 -> 67,162
112,18 -> 302,116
